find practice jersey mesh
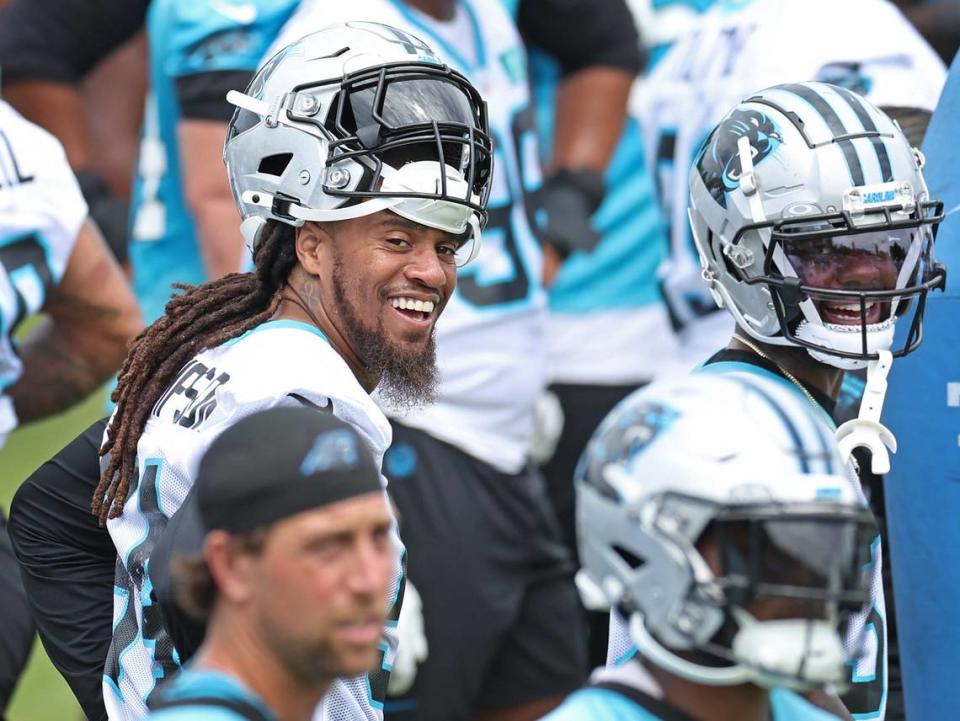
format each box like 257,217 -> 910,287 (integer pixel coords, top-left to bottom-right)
103,321 -> 400,721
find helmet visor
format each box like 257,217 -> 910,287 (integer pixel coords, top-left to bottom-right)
347,76 -> 479,131
712,505 -> 877,614
781,226 -> 934,324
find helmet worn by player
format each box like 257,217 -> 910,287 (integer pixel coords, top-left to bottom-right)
94,22 -> 493,523
689,81 -> 946,371
224,20 -> 493,267
575,374 -> 877,691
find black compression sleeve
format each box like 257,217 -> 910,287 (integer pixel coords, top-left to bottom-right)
177,70 -> 256,122
8,418 -> 115,721
516,0 -> 644,76
0,0 -> 149,83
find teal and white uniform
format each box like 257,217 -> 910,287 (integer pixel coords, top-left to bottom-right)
130,0 -> 300,324
0,100 -> 87,444
103,321 -> 401,720
149,668 -> 274,721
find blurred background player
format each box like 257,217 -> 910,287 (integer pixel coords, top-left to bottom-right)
543,373 -> 878,721
9,22 -> 492,721
147,408 -> 395,721
0,0 -> 149,268
0,100 -> 142,718
606,82 -> 947,720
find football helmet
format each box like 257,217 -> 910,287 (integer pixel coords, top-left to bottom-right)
576,373 -> 876,690
689,81 -> 946,369
224,22 -> 494,266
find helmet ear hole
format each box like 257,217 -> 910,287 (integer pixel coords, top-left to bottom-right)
613,545 -> 646,571
257,153 -> 293,177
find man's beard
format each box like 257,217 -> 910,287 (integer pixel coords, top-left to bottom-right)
333,266 -> 440,410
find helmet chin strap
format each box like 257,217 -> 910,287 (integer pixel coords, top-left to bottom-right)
629,613 -> 751,687
835,349 -> 898,474
629,609 -> 848,692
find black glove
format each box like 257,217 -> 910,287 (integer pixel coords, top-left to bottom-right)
75,169 -> 130,265
538,168 -> 606,258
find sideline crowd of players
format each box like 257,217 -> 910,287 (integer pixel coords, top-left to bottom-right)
0,1 -> 957,720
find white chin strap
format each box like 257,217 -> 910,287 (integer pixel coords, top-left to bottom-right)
796,314 -> 896,371
629,613 -> 750,686
240,160 -> 483,265
835,349 -> 897,474
629,611 -> 848,692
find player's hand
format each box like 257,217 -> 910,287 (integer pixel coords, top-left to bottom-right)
538,168 -> 605,259
388,579 -> 428,697
75,169 -> 130,265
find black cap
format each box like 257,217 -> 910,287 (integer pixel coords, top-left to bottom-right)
196,407 -> 382,535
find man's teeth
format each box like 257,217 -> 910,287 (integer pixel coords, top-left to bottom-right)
828,301 -> 875,314
390,297 -> 435,313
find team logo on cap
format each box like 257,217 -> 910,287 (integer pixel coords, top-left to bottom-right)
300,429 -> 361,475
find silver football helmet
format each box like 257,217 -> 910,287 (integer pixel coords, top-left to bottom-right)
224,22 -> 494,266
576,373 -> 876,690
689,81 -> 946,370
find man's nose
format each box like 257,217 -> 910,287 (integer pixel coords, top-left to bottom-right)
346,539 -> 391,596
404,243 -> 450,290
835,253 -> 883,287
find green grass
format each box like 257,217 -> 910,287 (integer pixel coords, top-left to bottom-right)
0,389 -> 106,721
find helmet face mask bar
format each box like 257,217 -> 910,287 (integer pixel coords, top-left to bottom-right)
723,199 -> 946,362
615,493 -> 877,691
290,61 -> 493,222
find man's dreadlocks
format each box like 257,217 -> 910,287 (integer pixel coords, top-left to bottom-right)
93,221 -> 299,524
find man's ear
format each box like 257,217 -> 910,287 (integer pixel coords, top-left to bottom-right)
204,532 -> 257,605
295,222 -> 334,276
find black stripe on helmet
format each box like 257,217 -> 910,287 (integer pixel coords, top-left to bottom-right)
780,84 -> 865,186
831,86 -> 894,183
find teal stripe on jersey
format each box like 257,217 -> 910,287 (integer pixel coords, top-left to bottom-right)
529,49 -> 664,313
221,319 -> 329,349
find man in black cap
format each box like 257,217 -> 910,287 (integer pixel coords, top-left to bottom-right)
147,406 -> 395,721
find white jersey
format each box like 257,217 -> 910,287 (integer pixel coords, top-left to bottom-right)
634,0 -> 946,373
269,0 -> 546,474
104,320 -> 400,721
0,100 -> 87,444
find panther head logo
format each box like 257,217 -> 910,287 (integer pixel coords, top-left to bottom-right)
696,109 -> 783,207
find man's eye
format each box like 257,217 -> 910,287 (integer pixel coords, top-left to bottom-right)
437,243 -> 459,258
386,237 -> 411,248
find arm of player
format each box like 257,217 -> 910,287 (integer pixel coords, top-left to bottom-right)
517,0 -> 642,280
7,219 -> 143,423
180,119 -> 248,279
0,0 -> 148,168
